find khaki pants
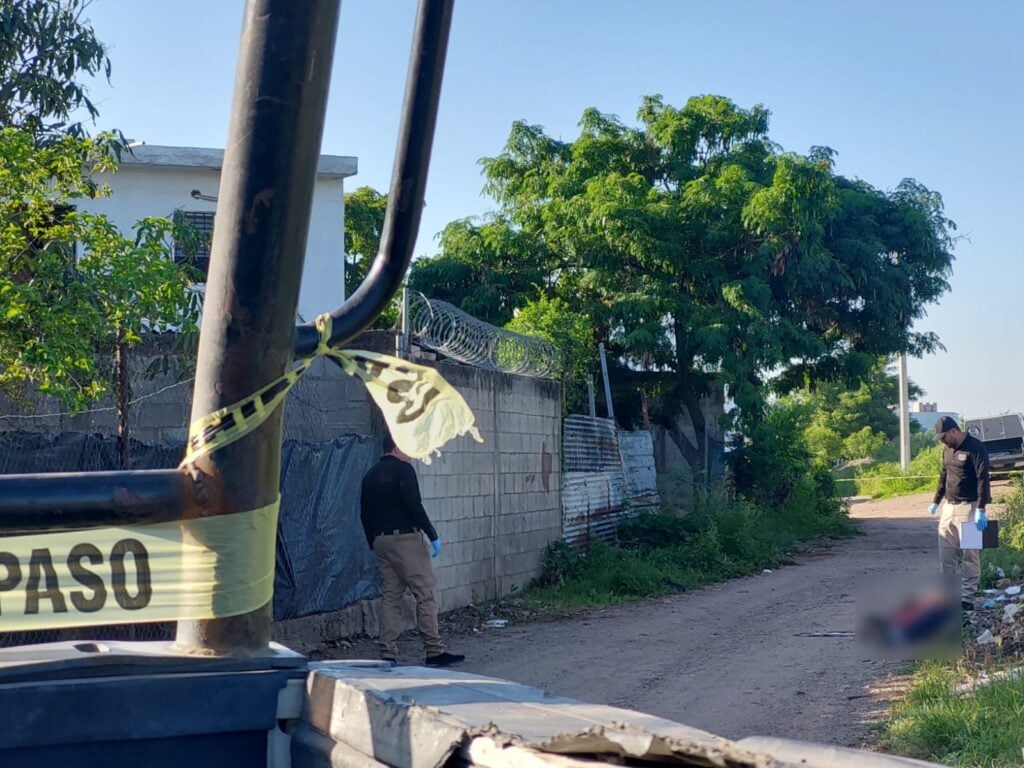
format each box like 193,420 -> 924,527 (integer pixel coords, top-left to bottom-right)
373,532 -> 443,658
938,501 -> 982,602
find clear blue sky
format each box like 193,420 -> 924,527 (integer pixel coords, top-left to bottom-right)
81,0 -> 1023,418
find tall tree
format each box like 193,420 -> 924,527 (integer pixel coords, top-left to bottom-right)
0,0 -> 111,141
409,216 -> 557,326
421,95 -> 955,478
344,185 -> 387,297
0,128 -> 202,465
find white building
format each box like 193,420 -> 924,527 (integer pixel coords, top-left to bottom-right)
77,144 -> 358,322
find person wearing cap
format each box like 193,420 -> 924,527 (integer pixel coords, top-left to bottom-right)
360,432 -> 465,667
928,416 -> 991,610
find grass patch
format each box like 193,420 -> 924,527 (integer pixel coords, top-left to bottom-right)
880,479 -> 1024,765
846,443 -> 943,498
524,481 -> 854,612
878,663 -> 1024,767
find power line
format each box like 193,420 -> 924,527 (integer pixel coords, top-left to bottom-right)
0,377 -> 195,422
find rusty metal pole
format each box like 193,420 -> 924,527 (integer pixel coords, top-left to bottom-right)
175,0 -> 341,655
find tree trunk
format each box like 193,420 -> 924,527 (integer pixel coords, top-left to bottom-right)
114,336 -> 131,470
659,393 -> 716,489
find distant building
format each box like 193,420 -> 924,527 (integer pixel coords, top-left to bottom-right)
908,403 -> 958,432
77,144 -> 358,322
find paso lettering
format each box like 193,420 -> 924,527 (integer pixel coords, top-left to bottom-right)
0,538 -> 152,616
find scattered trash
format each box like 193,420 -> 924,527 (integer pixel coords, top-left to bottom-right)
983,600 -> 997,610
1007,585 -> 1022,596
977,629 -> 997,645
984,589 -> 1000,595
762,569 -> 773,574
1004,604 -> 1021,623
987,566 -> 1007,580
996,595 -> 1007,603
483,619 -> 508,629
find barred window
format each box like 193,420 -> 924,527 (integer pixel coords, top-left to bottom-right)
173,211 -> 214,277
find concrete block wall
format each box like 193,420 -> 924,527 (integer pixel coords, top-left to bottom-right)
415,363 -> 562,611
0,331 -> 563,646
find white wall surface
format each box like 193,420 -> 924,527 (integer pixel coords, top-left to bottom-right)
77,160 -> 350,321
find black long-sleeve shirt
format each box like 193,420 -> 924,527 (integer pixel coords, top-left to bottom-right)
359,455 -> 438,547
933,433 -> 991,507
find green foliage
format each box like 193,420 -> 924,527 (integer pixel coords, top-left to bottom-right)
343,186 -> 387,297
426,94 -> 954,480
530,480 -> 851,611
409,216 -> 557,326
505,294 -> 595,409
617,512 -> 698,550
0,128 -> 201,411
852,443 -> 944,498
729,400 -> 823,507
532,410 -> 852,610
0,0 -> 111,141
842,426 -> 889,460
787,357 -> 924,464
872,430 -> 935,465
804,424 -> 843,463
342,186 -> 398,329
980,477 -> 1024,586
879,662 -> 1024,767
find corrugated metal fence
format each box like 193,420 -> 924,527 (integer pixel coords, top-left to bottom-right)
562,415 -> 660,546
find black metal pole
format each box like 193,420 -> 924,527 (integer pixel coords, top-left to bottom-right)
0,470 -> 187,532
175,0 -> 341,656
294,0 -> 455,355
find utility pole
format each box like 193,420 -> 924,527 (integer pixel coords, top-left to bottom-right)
598,342 -> 615,422
899,352 -> 911,472
397,286 -> 410,359
587,375 -> 597,418
175,0 -> 342,655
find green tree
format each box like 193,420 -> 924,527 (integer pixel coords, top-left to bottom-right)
410,216 -> 557,326
435,95 -> 954,479
842,426 -> 889,461
344,185 -> 387,297
506,294 -> 595,410
0,128 -> 202,465
0,0 -> 111,140
784,357 -> 927,463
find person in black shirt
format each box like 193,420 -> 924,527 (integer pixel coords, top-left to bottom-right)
360,432 -> 464,667
928,416 -> 990,609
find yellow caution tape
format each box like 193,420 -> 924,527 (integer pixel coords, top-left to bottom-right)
835,475 -> 937,482
182,313 -> 483,467
0,315 -> 483,632
0,500 -> 278,632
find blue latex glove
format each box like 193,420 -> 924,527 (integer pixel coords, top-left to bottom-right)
430,538 -> 441,559
928,503 -> 939,515
976,509 -> 988,532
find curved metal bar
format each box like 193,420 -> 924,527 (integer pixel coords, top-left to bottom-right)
294,0 -> 454,357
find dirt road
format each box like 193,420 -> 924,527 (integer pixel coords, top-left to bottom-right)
452,494 -> 939,747
325,494 -> 944,747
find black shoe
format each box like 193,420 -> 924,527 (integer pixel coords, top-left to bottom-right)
425,652 -> 465,667
381,657 -> 396,665
962,600 -> 975,612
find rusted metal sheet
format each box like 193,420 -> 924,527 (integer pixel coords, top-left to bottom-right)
561,417 -> 660,546
562,471 -> 626,546
619,430 -> 658,499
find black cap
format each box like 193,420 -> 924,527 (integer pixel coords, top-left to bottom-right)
934,416 -> 958,435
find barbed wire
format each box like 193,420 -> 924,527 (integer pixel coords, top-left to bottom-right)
406,292 -> 559,379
